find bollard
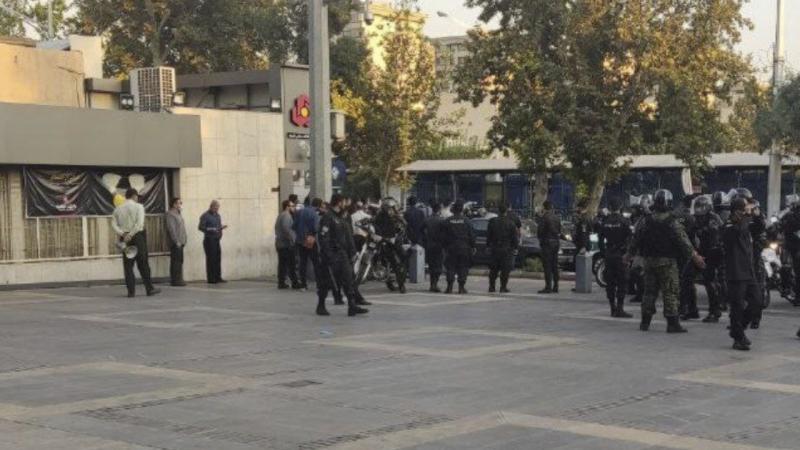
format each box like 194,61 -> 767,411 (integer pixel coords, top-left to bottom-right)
575,251 -> 594,293
407,245 -> 426,284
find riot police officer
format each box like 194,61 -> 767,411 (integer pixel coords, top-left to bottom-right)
780,196 -> 800,302
693,196 -> 725,323
736,189 -> 766,329
676,195 -> 700,321
316,194 -> 369,317
487,204 -> 520,293
628,194 -> 653,304
441,200 -> 476,294
374,197 -> 408,293
537,201 -> 562,294
423,203 -> 445,293
627,189 -> 704,333
598,198 -> 633,318
723,196 -> 761,350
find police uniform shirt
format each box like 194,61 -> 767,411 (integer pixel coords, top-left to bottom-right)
722,217 -> 755,281
598,213 -> 631,258
487,215 -> 519,249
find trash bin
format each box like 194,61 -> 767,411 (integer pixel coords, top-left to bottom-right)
575,251 -> 593,293
407,245 -> 426,284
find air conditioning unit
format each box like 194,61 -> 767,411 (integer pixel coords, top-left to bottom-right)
129,67 -> 176,112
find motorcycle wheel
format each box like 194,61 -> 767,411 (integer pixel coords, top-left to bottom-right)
355,255 -> 373,286
595,258 -> 607,288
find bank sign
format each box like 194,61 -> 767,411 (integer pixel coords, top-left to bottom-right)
290,94 -> 311,128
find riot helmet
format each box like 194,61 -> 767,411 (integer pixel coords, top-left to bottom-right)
380,197 -> 398,212
729,188 -> 753,203
712,191 -> 728,209
653,189 -> 673,212
692,195 -> 712,216
639,194 -> 654,212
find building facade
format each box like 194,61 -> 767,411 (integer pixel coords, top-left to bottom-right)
0,38 -> 287,287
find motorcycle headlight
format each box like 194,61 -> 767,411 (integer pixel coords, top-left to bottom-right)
563,234 -> 572,242
770,242 -> 779,251
374,236 -> 382,242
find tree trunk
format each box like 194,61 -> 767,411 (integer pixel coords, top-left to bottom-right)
585,173 -> 606,218
532,165 -> 549,215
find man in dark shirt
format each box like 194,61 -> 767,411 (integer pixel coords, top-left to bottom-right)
598,198 -> 632,318
676,195 -> 700,321
723,197 -> 761,351
537,201 -> 562,294
572,199 -> 592,255
403,196 -> 426,247
295,198 -> 322,290
441,200 -> 476,294
780,199 -> 800,302
198,200 -> 227,284
693,196 -> 725,323
422,203 -> 445,293
487,204 -> 520,293
375,198 -> 408,293
316,194 -> 369,317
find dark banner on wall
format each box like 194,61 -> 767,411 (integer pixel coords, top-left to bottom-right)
23,167 -> 167,217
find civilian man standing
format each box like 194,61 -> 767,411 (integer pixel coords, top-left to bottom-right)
165,197 -> 187,287
537,201 -> 562,294
422,202 -> 445,293
296,198 -> 323,289
276,199 -> 301,289
112,189 -> 160,298
198,200 -> 227,284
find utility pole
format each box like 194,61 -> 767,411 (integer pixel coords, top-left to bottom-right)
308,0 -> 332,202
767,0 -> 785,217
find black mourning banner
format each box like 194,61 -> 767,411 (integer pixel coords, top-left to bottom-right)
23,167 -> 167,217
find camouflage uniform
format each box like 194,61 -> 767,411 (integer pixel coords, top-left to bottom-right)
629,211 -> 694,318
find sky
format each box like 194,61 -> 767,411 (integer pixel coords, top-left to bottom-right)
418,0 -> 800,80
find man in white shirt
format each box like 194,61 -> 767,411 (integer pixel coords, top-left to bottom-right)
112,189 -> 160,298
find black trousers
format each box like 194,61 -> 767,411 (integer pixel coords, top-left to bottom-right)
123,232 -> 154,294
318,255 -> 357,307
728,280 -> 763,341
679,257 -> 699,315
203,237 -> 222,283
384,243 -> 408,288
169,244 -> 184,285
702,256 -> 723,316
277,246 -> 299,287
445,248 -> 471,285
297,244 -> 317,288
604,255 -> 628,306
426,246 -> 444,282
489,247 -> 513,288
541,240 -> 560,290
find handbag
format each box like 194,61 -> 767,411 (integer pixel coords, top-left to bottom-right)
303,234 -> 317,249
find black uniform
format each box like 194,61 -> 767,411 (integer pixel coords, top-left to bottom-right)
749,211 -> 767,327
317,209 -> 360,313
537,210 -> 562,292
675,207 -> 700,319
374,210 -> 408,291
422,214 -> 445,291
780,207 -> 800,301
441,213 -> 476,292
695,211 -> 725,319
598,212 -> 632,316
627,207 -> 648,303
722,216 -> 762,343
487,213 -> 520,292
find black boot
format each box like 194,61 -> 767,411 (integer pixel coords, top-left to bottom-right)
348,297 -> 369,316
609,300 -> 618,317
316,297 -> 330,316
797,328 -> 800,339
640,314 -> 652,331
398,284 -> 407,294
702,313 -> 720,323
616,299 -> 632,318
430,277 -> 441,293
499,282 -> 510,294
458,283 -> 468,295
445,281 -> 454,294
666,316 -> 688,333
488,280 -> 496,293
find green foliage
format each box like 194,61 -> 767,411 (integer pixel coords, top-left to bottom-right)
756,76 -> 800,152
288,0 -> 360,65
333,6 -> 448,194
71,0 -> 296,76
0,0 -> 68,38
414,141 -> 487,161
458,0 -> 755,215
524,257 -> 543,273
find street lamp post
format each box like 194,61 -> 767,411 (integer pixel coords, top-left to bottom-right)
767,0 -> 785,217
308,0 -> 333,202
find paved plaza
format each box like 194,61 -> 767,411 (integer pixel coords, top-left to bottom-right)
0,277 -> 799,449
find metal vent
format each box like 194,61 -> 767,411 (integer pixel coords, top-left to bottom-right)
129,67 -> 176,112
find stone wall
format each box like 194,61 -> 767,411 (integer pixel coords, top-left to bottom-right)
174,108 -> 284,281
0,43 -> 86,107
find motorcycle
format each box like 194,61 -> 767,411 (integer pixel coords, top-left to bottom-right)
762,239 -> 795,308
353,219 -> 389,286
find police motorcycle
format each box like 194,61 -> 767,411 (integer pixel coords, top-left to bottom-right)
353,218 -> 390,286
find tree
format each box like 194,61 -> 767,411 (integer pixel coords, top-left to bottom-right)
459,0 -> 754,215
1,0 -> 69,38
71,0 -> 295,76
334,6 -> 446,195
455,1 -> 573,213
756,76 -> 800,152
